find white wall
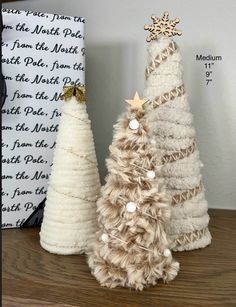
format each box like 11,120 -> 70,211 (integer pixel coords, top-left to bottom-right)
3,0 -> 236,209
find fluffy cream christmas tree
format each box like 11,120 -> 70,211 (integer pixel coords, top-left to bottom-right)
88,93 -> 179,290
40,85 -> 101,255
143,12 -> 211,251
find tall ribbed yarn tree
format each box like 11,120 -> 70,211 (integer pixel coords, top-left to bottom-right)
143,12 -> 211,251
40,85 -> 101,255
88,93 -> 179,290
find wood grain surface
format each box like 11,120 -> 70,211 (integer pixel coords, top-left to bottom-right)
2,209 -> 236,307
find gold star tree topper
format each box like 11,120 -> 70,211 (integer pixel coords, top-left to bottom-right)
125,92 -> 148,109
144,12 -> 182,42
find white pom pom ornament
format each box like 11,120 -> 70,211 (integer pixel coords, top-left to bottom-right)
163,248 -> 171,257
126,202 -> 137,213
101,233 -> 109,242
129,119 -> 140,130
147,170 -> 156,179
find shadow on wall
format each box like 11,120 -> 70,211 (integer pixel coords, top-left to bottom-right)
86,42 -> 138,184
188,44 -> 235,209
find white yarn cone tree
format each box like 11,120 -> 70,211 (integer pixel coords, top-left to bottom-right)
88,93 -> 179,290
40,85 -> 101,255
143,12 -> 211,251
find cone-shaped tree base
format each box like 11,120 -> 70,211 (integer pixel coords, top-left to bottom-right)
143,36 -> 211,251
40,96 -> 100,255
88,104 -> 179,290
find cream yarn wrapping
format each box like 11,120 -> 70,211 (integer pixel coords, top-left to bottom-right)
40,97 -> 101,255
144,37 -> 211,251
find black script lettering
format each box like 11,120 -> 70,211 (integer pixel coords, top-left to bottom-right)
16,171 -> 29,180
35,41 -> 49,51
35,186 -> 47,195
25,11 -> 47,18
31,123 -> 58,133
50,60 -> 71,72
11,187 -> 32,199
24,155 -> 46,165
31,25 -> 60,36
1,142 -> 8,148
50,108 -> 61,120
1,189 -> 8,196
73,16 -> 85,23
73,62 -> 84,71
35,139 -> 48,148
81,47 -> 85,56
11,39 -> 33,51
31,74 -> 59,85
24,202 -> 36,211
4,75 -> 13,81
51,43 -> 78,54
2,126 -> 13,131
31,170 -> 49,180
3,25 -> 13,30
2,155 -> 21,164
2,203 -> 21,212
2,55 -> 21,65
11,90 -> 32,102
50,92 -> 61,101
16,23 -> 30,32
2,175 -> 13,179
11,139 -> 32,151
35,91 -> 49,100
15,73 -> 29,83
2,106 -> 21,115
50,14 -> 71,22
24,57 -> 46,67
24,106 -> 47,116
63,77 -> 81,86
2,8 -> 21,14
15,123 -> 29,132
63,28 -> 83,39
16,219 -> 26,227
49,141 -> 56,149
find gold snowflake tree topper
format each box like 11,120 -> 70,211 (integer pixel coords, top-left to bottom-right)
144,12 -> 182,42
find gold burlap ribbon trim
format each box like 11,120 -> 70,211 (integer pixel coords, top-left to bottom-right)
174,227 -> 209,246
152,84 -> 185,109
162,141 -> 196,164
145,41 -> 178,79
172,181 -> 202,205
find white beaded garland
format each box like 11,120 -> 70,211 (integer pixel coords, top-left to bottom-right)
126,202 -> 137,213
163,248 -> 171,257
101,233 -> 109,242
129,119 -> 140,130
147,170 -> 156,179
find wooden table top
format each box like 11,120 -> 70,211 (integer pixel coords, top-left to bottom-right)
2,209 -> 236,307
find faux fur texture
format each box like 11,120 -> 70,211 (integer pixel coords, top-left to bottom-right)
144,37 -> 211,251
88,107 -> 179,290
40,97 -> 101,255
